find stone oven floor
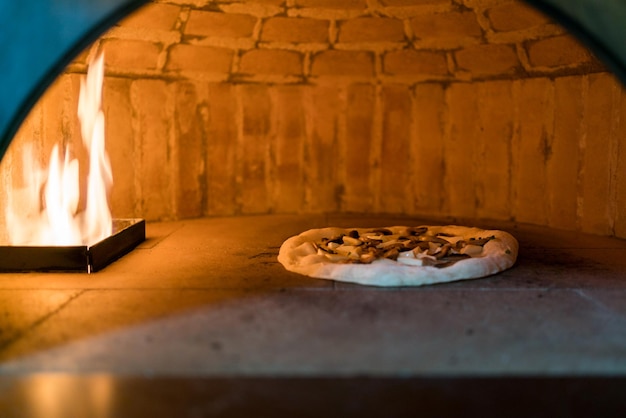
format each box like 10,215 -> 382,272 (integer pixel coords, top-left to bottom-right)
0,214 -> 625,416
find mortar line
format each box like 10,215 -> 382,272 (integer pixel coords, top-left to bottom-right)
0,289 -> 88,353
572,288 -> 624,319
137,222 -> 186,249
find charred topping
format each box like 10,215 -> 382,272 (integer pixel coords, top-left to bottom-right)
435,243 -> 451,259
436,232 -> 455,237
417,236 -> 450,245
407,226 -> 428,236
370,228 -> 393,236
324,235 -> 345,245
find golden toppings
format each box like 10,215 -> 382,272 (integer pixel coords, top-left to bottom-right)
314,227 -> 496,268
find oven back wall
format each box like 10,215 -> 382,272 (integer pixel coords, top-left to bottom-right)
2,0 -> 626,238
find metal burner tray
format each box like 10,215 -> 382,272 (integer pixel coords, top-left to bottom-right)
0,218 -> 145,272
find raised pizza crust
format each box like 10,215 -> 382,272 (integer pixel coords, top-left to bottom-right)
277,225 -> 518,287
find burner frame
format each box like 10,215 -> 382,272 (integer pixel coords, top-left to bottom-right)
0,218 -> 145,272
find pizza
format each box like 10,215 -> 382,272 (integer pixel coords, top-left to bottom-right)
277,225 -> 518,287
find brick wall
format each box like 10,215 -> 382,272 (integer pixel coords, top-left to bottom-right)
2,0 -> 626,238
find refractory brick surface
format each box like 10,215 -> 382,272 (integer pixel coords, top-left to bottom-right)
0,214 -> 625,377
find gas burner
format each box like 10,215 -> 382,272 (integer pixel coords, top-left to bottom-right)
0,218 -> 145,272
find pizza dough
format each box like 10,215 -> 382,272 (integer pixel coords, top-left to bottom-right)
278,225 -> 518,287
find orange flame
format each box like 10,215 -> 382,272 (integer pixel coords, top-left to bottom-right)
6,53 -> 112,246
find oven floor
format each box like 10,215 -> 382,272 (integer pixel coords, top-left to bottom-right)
0,214 -> 625,415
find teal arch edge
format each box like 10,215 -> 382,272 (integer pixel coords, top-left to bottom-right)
524,0 -> 626,85
0,0 -> 148,162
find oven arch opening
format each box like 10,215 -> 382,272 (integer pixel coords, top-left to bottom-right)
1,0 -> 626,240
2,0 -> 626,157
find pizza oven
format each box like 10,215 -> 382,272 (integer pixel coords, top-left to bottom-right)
0,0 -> 625,415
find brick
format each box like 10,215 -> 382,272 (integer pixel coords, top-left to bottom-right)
5,98 -> 44,201
455,44 -> 520,77
304,85 -> 342,212
526,35 -> 592,68
311,50 -> 374,77
41,76 -> 88,212
206,83 -> 238,216
272,86 -> 306,212
338,17 -> 405,43
487,2 -> 550,32
615,87 -> 626,237
185,11 -> 257,38
22,75 -> 82,214
174,81 -> 206,219
2,114 -> 32,203
261,17 -> 329,43
166,44 -> 233,73
382,0 -> 449,4
475,81 -> 513,219
119,3 -> 181,31
103,78 -> 137,218
245,0 -> 284,5
462,0 -> 510,6
239,49 -> 303,76
547,76 -> 583,230
102,39 -> 161,70
380,85 -> 412,213
580,74 -> 617,235
383,49 -> 448,76
444,82 -> 479,218
130,79 -> 173,221
410,11 -> 482,40
344,84 -> 375,211
411,83 -> 445,213
294,0 -> 365,9
239,84 -> 272,213
512,77 -> 552,226
41,75 -> 81,162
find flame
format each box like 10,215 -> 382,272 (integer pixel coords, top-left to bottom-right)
6,53 -> 112,246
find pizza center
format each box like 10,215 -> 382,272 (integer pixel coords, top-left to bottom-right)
315,227 -> 497,268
